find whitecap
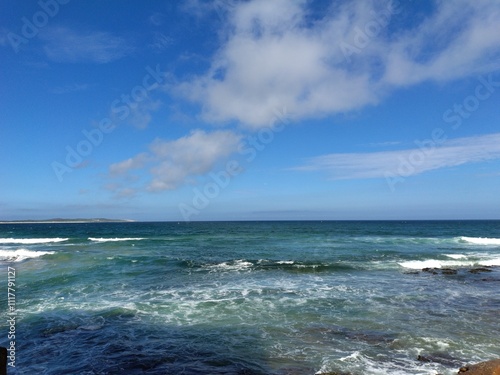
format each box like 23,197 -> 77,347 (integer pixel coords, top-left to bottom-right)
399,256 -> 500,269
479,257 -> 500,267
460,236 -> 500,245
399,259 -> 465,269
444,254 -> 467,259
340,351 -> 362,362
207,259 -> 253,272
88,237 -> 144,242
0,248 -> 55,262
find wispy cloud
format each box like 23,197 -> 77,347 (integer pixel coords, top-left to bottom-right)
108,130 -> 242,194
383,1 -> 500,85
173,0 -> 500,129
109,153 -> 150,176
366,141 -> 402,148
149,12 -> 166,26
295,133 -> 500,180
148,32 -> 173,52
0,28 -> 9,47
40,26 -> 134,63
181,0 -> 237,20
127,99 -> 162,129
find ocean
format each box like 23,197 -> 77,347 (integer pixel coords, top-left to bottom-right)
1,221 -> 499,375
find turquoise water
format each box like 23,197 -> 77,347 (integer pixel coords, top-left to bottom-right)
1,221 -> 500,374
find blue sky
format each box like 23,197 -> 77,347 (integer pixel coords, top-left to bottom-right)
1,0 -> 500,221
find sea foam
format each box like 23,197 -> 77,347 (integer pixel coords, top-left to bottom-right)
480,257 -> 500,267
460,236 -> 500,245
399,259 -> 453,269
88,237 -> 144,242
444,254 -> 467,259
0,248 -> 55,262
399,257 -> 500,269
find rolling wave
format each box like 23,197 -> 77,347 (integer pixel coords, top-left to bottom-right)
0,248 -> 55,262
460,236 -> 500,245
88,237 -> 145,242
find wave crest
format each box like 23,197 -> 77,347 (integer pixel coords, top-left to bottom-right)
0,248 -> 55,262
460,236 -> 500,245
399,257 -> 500,269
88,237 -> 144,242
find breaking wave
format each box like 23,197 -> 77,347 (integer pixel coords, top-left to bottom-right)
0,248 -> 55,262
88,237 -> 145,242
460,236 -> 500,245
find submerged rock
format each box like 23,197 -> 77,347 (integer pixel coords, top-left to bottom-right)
421,267 -> 458,275
469,267 -> 493,274
458,359 -> 500,374
422,267 -> 440,274
415,266 -> 499,278
417,352 -> 462,367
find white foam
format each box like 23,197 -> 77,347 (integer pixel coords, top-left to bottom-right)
0,248 -> 55,262
399,259 -> 468,269
460,236 -> 500,245
445,254 -> 467,259
0,238 -> 68,244
207,260 -> 253,272
316,351 -> 437,375
479,257 -> 500,267
88,237 -> 144,242
339,351 -> 362,362
400,256 -> 500,269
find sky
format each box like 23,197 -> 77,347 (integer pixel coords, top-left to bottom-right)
1,0 -> 500,221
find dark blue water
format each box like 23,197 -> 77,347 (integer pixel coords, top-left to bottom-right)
1,221 -> 500,374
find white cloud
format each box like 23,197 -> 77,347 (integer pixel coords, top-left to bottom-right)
109,153 -> 150,176
383,1 -> 500,85
128,99 -> 162,129
40,27 -> 133,63
295,133 -> 500,180
148,32 -> 173,52
108,130 -> 242,192
173,0 -> 500,128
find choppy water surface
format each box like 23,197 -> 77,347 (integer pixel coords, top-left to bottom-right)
1,221 -> 499,374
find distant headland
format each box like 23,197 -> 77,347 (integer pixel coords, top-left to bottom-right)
0,218 -> 135,224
